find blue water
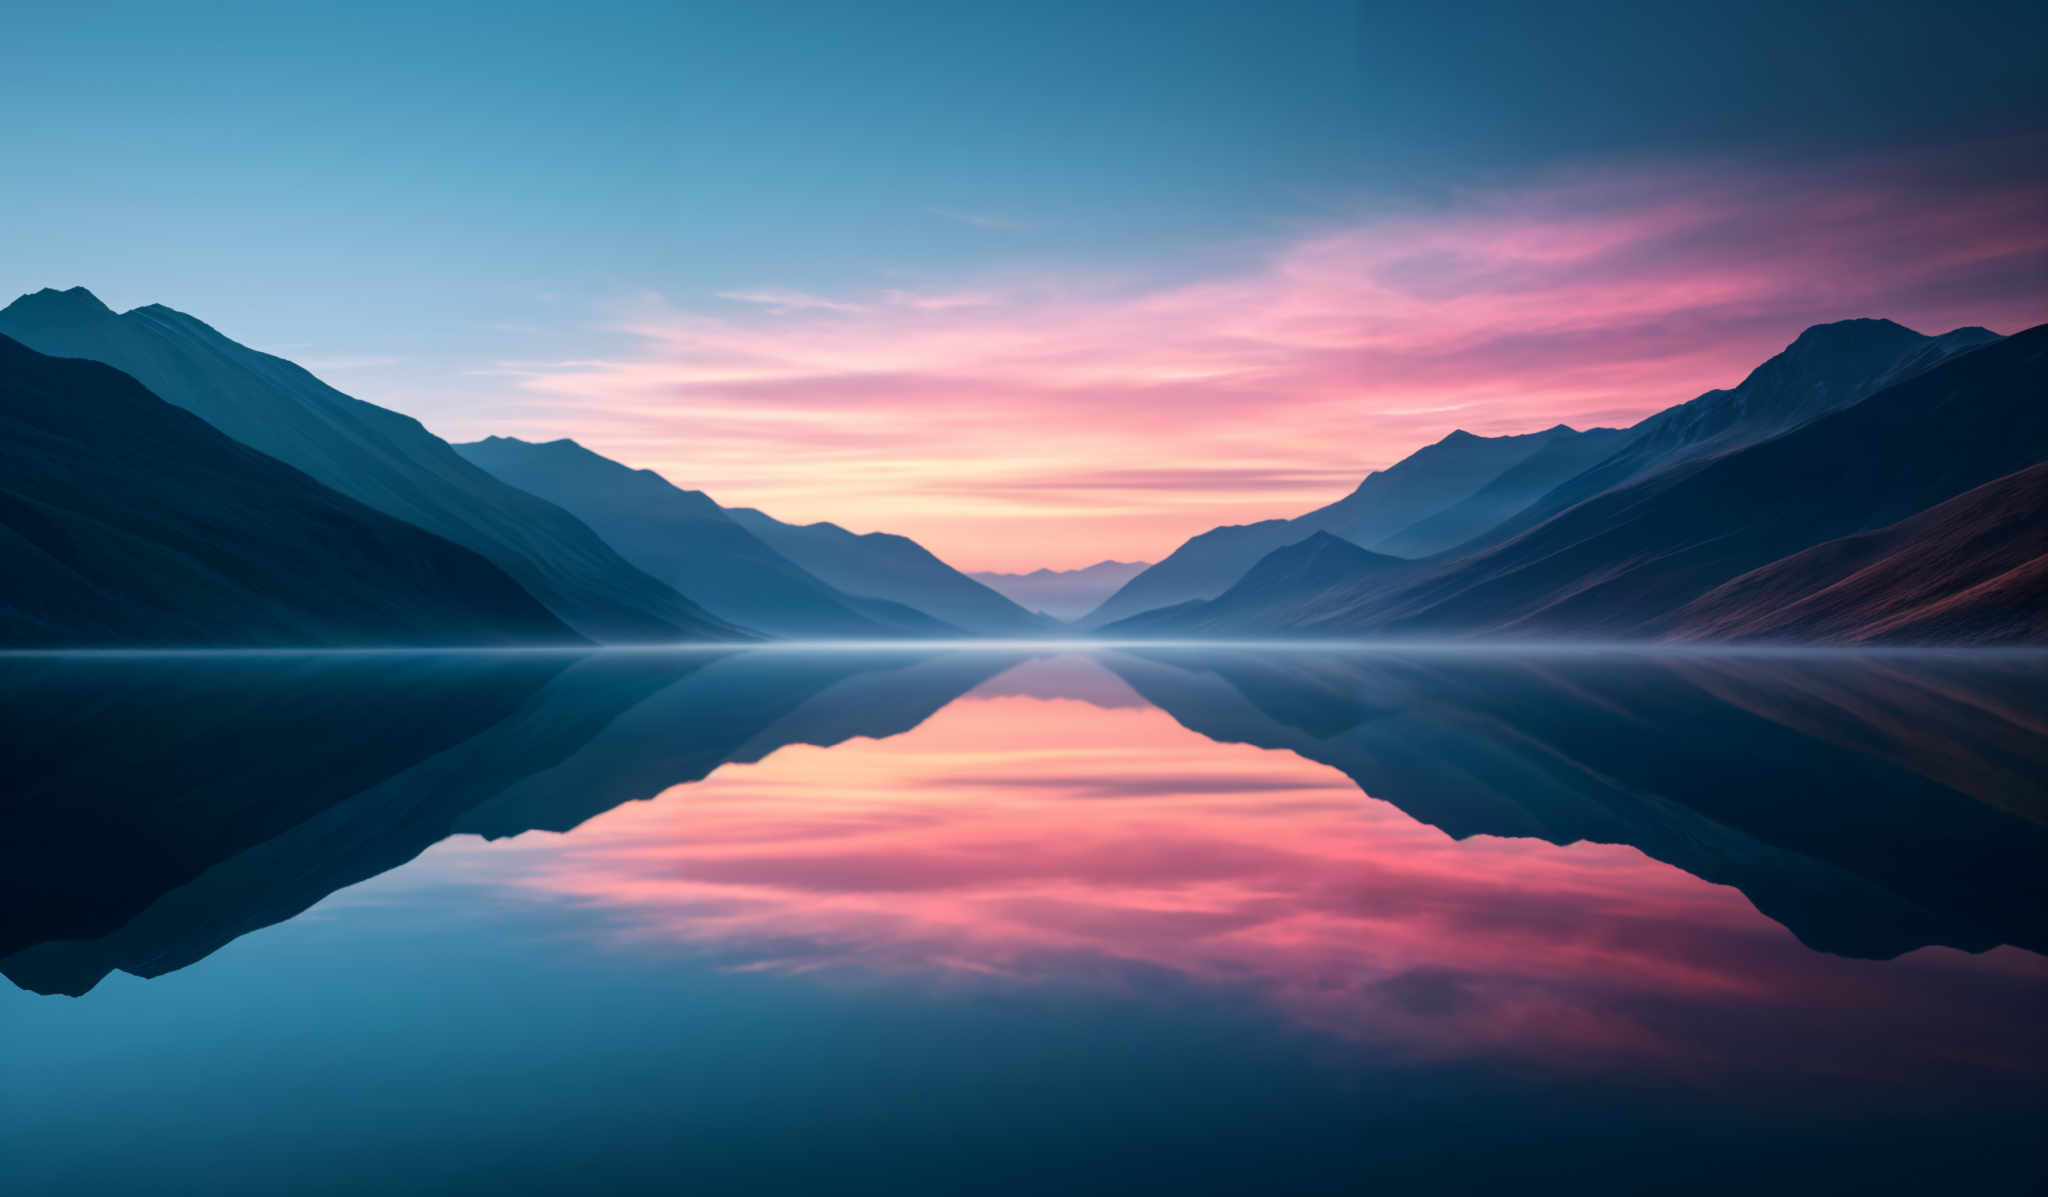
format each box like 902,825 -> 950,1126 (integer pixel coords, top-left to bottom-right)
2,647 -> 2044,1195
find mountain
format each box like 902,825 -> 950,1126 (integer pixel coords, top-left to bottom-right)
1080,424 -> 1594,627
1116,532 -> 1404,637
968,560 -> 1150,620
456,436 -> 952,638
0,334 -> 578,647
0,288 -> 740,642
725,507 -> 1047,635
1374,426 -> 1629,557
1125,322 -> 2047,640
1089,320 -> 2000,631
1660,460 -> 2048,644
1466,320 -> 2002,552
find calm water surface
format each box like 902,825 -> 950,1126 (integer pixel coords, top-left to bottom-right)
2,647 -> 2044,1195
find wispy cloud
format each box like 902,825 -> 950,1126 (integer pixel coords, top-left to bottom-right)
928,206 -> 1029,231
481,146 -> 2046,571
714,289 -> 867,315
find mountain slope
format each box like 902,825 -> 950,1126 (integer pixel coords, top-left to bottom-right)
1240,323 -> 2048,638
968,561 -> 1149,621
456,436 -> 950,637
1467,320 -> 2002,553
725,507 -> 1046,635
1659,460 -> 2048,644
1082,425 -> 1591,626
0,334 -> 579,647
1375,426 -> 1629,557
1094,320 -> 2000,632
0,287 -> 739,642
1114,532 -> 1405,636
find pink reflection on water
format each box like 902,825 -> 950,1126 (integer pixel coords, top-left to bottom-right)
461,663 -> 2047,1085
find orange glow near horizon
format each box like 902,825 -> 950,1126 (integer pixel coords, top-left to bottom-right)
460,155 -> 2048,571
426,659 -> 2047,1079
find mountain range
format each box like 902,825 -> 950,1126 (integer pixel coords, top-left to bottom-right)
1,285 -> 2041,648
454,436 -> 960,638
969,561 -> 1150,620
1102,319 -> 2047,644
0,288 -> 740,643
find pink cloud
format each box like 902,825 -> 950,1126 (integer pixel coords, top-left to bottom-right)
475,148 -> 2046,571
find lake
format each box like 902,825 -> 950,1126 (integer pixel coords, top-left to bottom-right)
3,646 -> 2044,1195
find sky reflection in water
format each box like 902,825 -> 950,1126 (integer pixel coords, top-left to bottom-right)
3,648 -> 2045,1195
388,654 -> 2047,1090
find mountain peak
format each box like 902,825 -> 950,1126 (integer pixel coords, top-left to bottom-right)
2,286 -> 114,325
1785,317 -> 1920,352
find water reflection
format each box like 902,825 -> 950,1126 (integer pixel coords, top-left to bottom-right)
5,648 -> 2046,1042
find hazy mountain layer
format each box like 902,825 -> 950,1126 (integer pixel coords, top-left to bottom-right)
726,507 -> 1046,635
458,436 -> 952,638
1082,425 -> 1595,626
969,561 -> 1149,620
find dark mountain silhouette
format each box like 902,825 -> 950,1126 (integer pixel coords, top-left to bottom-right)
725,506 -> 1047,635
1448,320 -> 2002,556
1081,424 -> 1596,627
1120,323 -> 2046,640
1105,650 -> 2048,959
0,649 -> 1019,996
456,436 -> 953,638
1660,460 -> 2048,644
969,560 -> 1150,621
1094,320 -> 2003,632
0,288 -> 740,642
0,335 -> 577,647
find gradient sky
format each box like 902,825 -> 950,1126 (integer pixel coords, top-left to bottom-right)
6,1 -> 2045,569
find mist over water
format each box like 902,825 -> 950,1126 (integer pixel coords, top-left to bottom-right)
3,646 -> 2044,1194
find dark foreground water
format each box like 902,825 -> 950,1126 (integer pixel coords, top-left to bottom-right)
2,646 -> 2045,1196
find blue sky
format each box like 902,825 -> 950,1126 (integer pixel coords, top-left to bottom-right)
6,1 -> 2044,566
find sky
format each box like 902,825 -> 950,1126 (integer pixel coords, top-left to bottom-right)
5,0 -> 2045,570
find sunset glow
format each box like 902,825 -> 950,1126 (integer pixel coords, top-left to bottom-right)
476,153 -> 2048,570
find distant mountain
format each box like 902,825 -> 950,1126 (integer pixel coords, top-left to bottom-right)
457,436 -> 953,638
0,288 -> 740,642
0,334 -> 578,647
1660,460 -> 2048,645
1117,532 -> 1404,637
969,560 -> 1149,620
1080,424 -> 1594,627
725,507 -> 1047,635
1121,323 -> 2046,640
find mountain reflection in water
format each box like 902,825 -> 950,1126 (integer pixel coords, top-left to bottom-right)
2,646 -> 2045,1190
